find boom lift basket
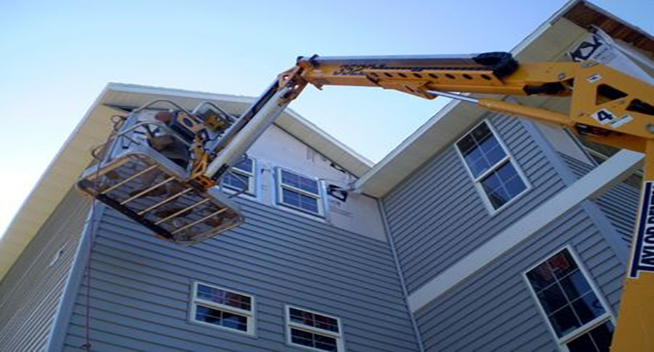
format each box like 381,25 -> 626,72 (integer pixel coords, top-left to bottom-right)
76,104 -> 244,246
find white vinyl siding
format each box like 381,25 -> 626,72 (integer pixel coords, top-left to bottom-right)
277,169 -> 324,216
286,306 -> 344,352
524,247 -> 615,351
455,120 -> 529,212
189,282 -> 256,335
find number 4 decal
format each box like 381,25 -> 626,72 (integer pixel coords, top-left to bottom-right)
592,109 -> 616,124
591,108 -> 634,129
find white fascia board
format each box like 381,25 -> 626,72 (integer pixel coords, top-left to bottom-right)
510,0 -> 580,55
355,100 -> 485,197
408,149 -> 643,313
106,83 -> 255,105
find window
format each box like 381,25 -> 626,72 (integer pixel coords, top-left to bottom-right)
455,120 -> 528,211
286,306 -> 344,352
566,321 -> 614,352
277,169 -> 324,216
222,157 -> 255,195
190,282 -> 255,335
525,248 -> 614,351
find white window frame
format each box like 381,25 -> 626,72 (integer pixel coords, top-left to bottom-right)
189,281 -> 256,336
454,119 -> 531,214
222,157 -> 257,196
285,305 -> 345,352
523,245 -> 616,351
276,168 -> 325,217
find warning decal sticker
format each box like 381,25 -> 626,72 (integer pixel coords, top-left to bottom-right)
629,181 -> 654,278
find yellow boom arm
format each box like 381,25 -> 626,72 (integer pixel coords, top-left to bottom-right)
286,53 -> 653,147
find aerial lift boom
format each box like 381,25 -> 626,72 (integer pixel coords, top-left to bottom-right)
78,52 -> 653,350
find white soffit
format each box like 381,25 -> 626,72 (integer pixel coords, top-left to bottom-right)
0,83 -> 371,281
355,0 -> 652,198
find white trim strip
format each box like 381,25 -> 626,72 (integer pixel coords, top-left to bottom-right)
408,149 -> 643,313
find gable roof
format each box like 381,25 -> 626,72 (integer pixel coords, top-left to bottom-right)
0,83 -> 372,280
355,0 -> 653,197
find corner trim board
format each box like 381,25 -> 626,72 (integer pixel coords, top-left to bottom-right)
378,200 -> 426,352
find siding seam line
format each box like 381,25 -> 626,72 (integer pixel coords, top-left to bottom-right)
379,199 -> 425,352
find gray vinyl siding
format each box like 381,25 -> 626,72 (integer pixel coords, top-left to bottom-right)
0,190 -> 90,352
559,153 -> 640,246
414,205 -> 627,351
62,197 -> 418,351
382,114 -> 567,293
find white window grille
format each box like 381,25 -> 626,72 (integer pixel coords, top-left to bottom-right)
277,169 -> 324,216
190,282 -> 255,335
222,156 -> 256,195
286,306 -> 344,352
455,120 -> 529,212
524,247 -> 615,351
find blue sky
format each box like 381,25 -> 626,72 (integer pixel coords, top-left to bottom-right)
0,0 -> 652,236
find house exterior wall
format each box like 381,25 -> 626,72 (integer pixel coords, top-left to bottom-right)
4,91 -> 642,352
413,205 -> 625,351
55,125 -> 417,351
0,190 -> 90,352
381,114 -> 634,350
59,199 -> 417,351
382,114 -> 568,293
9,117 -> 637,352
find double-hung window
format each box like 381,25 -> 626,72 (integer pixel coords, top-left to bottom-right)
455,120 -> 528,211
222,157 -> 256,195
525,248 -> 614,351
190,282 -> 255,335
277,169 -> 324,216
286,306 -> 344,351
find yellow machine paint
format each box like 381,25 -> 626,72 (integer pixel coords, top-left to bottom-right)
79,52 -> 653,350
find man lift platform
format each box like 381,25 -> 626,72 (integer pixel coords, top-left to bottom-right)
76,100 -> 245,245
